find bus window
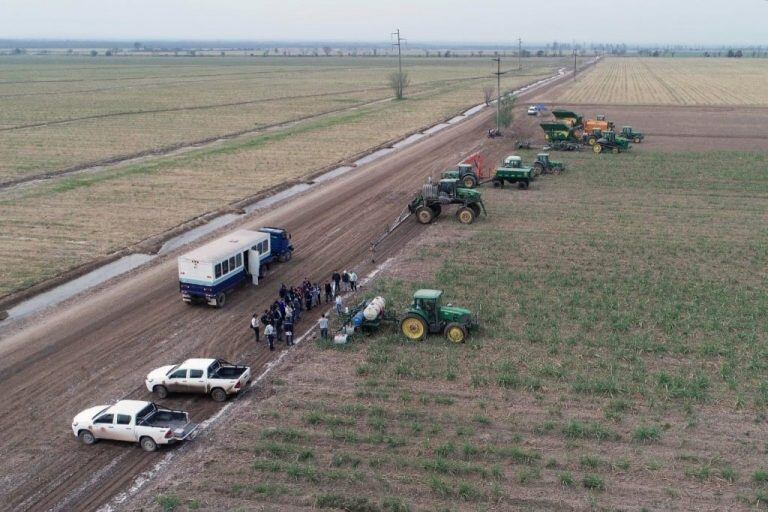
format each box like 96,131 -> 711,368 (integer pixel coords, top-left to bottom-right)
235,254 -> 242,267
222,260 -> 229,274
229,256 -> 236,269
215,263 -> 222,278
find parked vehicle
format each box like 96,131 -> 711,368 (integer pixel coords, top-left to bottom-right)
533,153 -> 566,175
72,400 -> 197,452
178,227 -> 293,307
145,358 -> 251,402
409,179 -> 487,225
527,105 -> 539,116
592,131 -> 631,154
400,289 -> 477,343
493,156 -> 534,189
620,126 -> 644,143
440,152 -> 488,188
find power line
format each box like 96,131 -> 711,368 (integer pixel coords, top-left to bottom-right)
491,57 -> 506,133
518,38 -> 522,71
392,28 -> 406,98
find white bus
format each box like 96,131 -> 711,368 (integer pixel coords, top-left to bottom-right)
177,229 -> 271,307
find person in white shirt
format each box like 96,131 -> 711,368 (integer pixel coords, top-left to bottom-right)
349,271 -> 358,291
250,314 -> 260,342
335,295 -> 343,315
264,323 -> 276,351
319,314 -> 329,339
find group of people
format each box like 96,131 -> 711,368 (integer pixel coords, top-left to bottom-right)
249,269 -> 358,350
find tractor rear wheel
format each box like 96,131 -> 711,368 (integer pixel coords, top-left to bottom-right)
533,163 -> 543,176
415,206 -> 434,224
634,137 -> 641,143
456,207 -> 476,225
588,137 -> 597,146
401,315 -> 427,341
593,144 -> 602,154
444,323 -> 468,344
462,175 -> 477,188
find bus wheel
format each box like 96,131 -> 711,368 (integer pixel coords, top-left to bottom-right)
216,293 -> 226,308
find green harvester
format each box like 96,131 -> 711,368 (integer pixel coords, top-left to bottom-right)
400,289 -> 477,343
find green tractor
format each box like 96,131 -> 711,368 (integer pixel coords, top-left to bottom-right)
532,153 -> 566,175
400,289 -> 477,343
620,126 -> 644,143
441,162 -> 480,189
408,179 -> 486,225
493,156 -> 534,189
592,131 -> 631,154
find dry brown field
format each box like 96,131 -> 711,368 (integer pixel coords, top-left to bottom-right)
541,57 -> 768,106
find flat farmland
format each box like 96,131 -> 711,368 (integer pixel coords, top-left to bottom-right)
0,56 -> 565,183
125,148 -> 768,511
0,56 -> 577,297
543,57 -> 768,106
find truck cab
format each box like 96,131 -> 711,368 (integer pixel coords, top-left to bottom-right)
257,227 -> 293,262
145,358 -> 251,402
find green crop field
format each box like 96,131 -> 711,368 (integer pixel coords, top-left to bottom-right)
0,55 -> 578,297
133,150 -> 768,510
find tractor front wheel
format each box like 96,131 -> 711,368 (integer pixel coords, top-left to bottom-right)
588,137 -> 597,146
415,206 -> 434,224
462,176 -> 477,188
444,323 -> 468,343
634,137 -> 641,143
401,315 -> 427,341
593,144 -> 602,154
456,207 -> 476,225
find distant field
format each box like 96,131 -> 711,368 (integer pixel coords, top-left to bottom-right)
0,56 -> 576,296
547,57 -> 768,106
129,149 -> 768,511
0,56 -> 565,183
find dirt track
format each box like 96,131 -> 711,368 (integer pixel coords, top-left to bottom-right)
0,83 -> 528,511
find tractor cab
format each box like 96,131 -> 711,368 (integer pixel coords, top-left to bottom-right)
401,289 -> 475,343
502,155 -> 523,168
536,153 -> 550,166
438,178 -> 459,196
596,114 -> 606,121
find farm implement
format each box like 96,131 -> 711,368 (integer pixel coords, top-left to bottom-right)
335,290 -> 478,344
369,178 -> 486,261
492,156 -> 534,189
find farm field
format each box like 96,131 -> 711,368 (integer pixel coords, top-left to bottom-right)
543,57 -> 768,106
127,149 -> 768,511
0,56 -> 568,183
0,56 -> 576,298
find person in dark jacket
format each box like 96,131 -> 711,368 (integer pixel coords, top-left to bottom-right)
324,282 -> 333,303
332,271 -> 341,296
341,271 -> 350,291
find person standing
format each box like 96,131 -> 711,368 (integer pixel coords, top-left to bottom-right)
332,270 -> 341,296
265,322 -> 276,351
250,313 -> 260,342
285,303 -> 294,327
319,314 -> 329,340
342,270 -> 350,291
335,294 -> 343,316
349,271 -> 358,291
284,317 -> 294,346
324,282 -> 333,303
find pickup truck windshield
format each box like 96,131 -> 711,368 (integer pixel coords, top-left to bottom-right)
165,364 -> 180,376
136,403 -> 157,423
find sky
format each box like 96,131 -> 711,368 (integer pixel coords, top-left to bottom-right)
0,0 -> 766,46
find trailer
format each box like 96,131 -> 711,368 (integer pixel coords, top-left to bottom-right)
178,228 -> 292,307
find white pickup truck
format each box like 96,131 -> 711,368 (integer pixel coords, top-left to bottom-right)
72,400 -> 197,452
145,358 -> 251,402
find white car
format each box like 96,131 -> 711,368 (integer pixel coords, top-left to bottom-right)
145,358 -> 251,402
527,105 -> 539,116
72,400 -> 197,452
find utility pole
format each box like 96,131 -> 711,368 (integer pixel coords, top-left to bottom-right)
518,38 -> 522,71
492,57 -> 503,133
573,48 -> 577,81
392,28 -> 406,98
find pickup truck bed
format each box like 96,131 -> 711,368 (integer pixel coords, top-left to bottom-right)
140,410 -> 197,439
212,366 -> 248,379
